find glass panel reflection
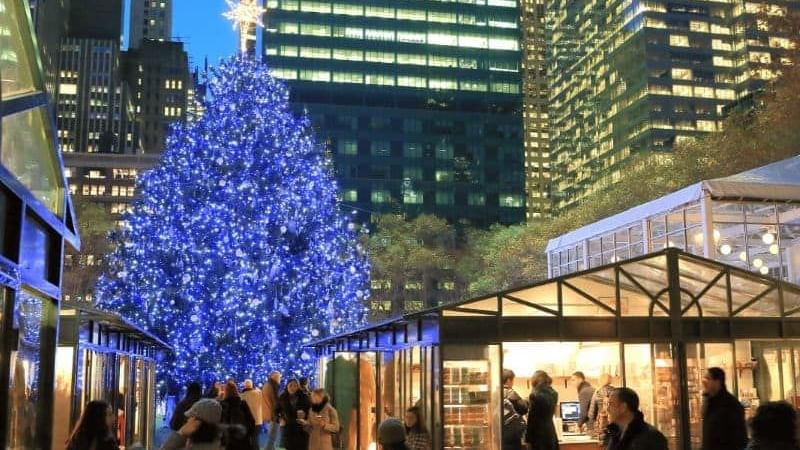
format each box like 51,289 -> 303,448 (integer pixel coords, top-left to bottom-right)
0,0 -> 39,98
1,107 -> 64,216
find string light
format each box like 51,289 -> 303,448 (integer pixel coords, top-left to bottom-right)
97,57 -> 370,386
223,0 -> 266,54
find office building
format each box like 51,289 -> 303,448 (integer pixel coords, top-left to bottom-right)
519,0 -> 550,220
547,0 -> 800,211
263,0 -> 526,227
67,0 -> 124,41
129,0 -> 173,48
124,39 -> 191,153
28,0 -> 71,100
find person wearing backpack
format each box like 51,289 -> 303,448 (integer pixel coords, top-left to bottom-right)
502,369 -> 529,450
221,380 -> 258,450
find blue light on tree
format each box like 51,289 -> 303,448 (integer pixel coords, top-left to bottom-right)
97,57 -> 369,386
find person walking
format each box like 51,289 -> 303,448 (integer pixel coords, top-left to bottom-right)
221,380 -> 258,450
299,377 -> 312,396
205,382 -> 223,399
65,400 -> 119,450
502,369 -> 528,450
262,371 -> 281,450
603,387 -> 667,450
404,406 -> 431,450
276,378 -> 311,450
525,370 -> 559,450
240,379 -> 263,430
378,417 -> 410,450
159,399 -> 224,450
306,388 -> 340,450
170,382 -> 203,431
745,401 -> 800,450
702,367 -> 747,450
571,371 -> 595,432
588,374 -> 615,438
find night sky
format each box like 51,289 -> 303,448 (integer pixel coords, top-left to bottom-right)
173,0 -> 239,69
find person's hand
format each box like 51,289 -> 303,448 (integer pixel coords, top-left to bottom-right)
297,418 -> 307,426
319,416 -> 328,427
178,417 -> 201,437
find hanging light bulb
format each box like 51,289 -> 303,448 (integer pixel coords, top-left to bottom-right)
753,258 -> 763,268
693,231 -> 704,245
720,244 -> 732,255
769,244 -> 779,255
762,232 -> 775,245
739,251 -> 747,262
713,229 -> 721,242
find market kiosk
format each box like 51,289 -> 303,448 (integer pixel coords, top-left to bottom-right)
311,248 -> 800,450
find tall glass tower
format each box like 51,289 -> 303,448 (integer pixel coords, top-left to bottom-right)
263,0 -> 526,226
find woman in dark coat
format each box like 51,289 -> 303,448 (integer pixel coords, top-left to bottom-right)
276,378 -> 312,450
65,400 -> 119,450
526,371 -> 559,450
170,382 -> 203,431
220,380 -> 258,450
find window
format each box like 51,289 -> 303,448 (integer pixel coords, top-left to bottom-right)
716,88 -> 735,100
332,48 -> 363,61
365,74 -> 395,86
365,6 -> 394,18
397,9 -> 426,21
366,51 -> 394,63
398,76 -> 426,88
490,82 -> 519,94
403,190 -> 423,204
697,120 -> 717,131
672,84 -> 693,96
300,23 -> 330,36
338,139 -> 358,155
500,194 -> 524,207
371,190 -> 391,203
459,34 -> 488,48
300,47 -> 331,59
428,32 -> 457,46
695,86 -> 714,98
403,167 -> 422,180
713,56 -> 733,67
397,31 -> 426,44
278,22 -> 298,34
488,37 -> 518,50
271,67 -> 297,79
370,141 -> 391,156
403,143 -> 422,158
712,39 -> 732,51
671,68 -> 692,80
403,120 -> 422,133
489,19 -> 516,28
435,170 -> 453,182
300,0 -> 331,13
280,0 -> 299,9
429,78 -> 457,90
489,60 -> 518,72
468,193 -> 485,206
669,34 -> 690,47
365,29 -> 395,41
341,189 -> 358,201
689,21 -> 710,32
459,58 -> 478,69
299,70 -> 330,81
460,80 -> 487,91
429,56 -> 457,67
332,72 -> 363,84
397,53 -> 426,65
749,51 -> 772,64
436,192 -> 454,205
435,142 -> 454,159
333,3 -> 362,15
333,26 -> 363,39
428,11 -> 456,23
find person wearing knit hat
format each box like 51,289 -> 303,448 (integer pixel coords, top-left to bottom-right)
378,417 -> 409,450
158,399 -> 223,450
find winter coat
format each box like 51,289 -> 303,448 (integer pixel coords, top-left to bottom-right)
588,384 -> 615,423
158,430 -> 222,450
576,382 -> 595,428
603,412 -> 668,450
407,429 -> 432,450
745,440 -> 800,450
305,400 -> 340,450
276,390 -> 312,450
170,396 -> 201,431
525,385 -> 559,450
503,386 -> 529,450
221,396 -> 257,450
262,380 -> 279,422
702,389 -> 748,450
240,388 -> 263,426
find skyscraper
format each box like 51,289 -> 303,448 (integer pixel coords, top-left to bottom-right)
129,0 -> 173,48
520,0 -> 550,221
547,0 -> 800,211
68,0 -> 124,41
263,0 -> 526,227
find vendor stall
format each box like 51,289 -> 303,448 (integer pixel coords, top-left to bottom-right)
312,248 -> 800,450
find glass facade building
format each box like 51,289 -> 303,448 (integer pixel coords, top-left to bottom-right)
0,0 -> 79,448
547,0 -> 800,209
547,157 -> 800,284
263,0 -> 526,226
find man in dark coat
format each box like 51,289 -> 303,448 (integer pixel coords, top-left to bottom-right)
604,387 -> 668,450
702,367 -> 747,450
571,371 -> 595,432
503,369 -> 529,450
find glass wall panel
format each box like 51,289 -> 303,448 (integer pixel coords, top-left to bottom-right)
359,353 -> 377,450
686,343 -> 734,450
714,223 -> 748,270
653,343 -> 682,450
1,107 -> 65,216
379,352 -> 396,420
0,0 -> 39,97
442,345 -> 501,450
7,290 -> 45,449
51,346 -> 75,450
779,221 -> 800,285
624,344 -> 654,425
325,353 -> 359,450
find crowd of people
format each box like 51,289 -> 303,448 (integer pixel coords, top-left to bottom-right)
501,367 -> 800,450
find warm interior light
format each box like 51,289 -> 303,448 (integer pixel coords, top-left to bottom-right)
693,231 -> 704,245
713,229 -> 721,242
720,244 -> 732,255
739,251 -> 747,262
760,266 -> 769,275
769,244 -> 779,255
762,232 -> 775,245
753,258 -> 763,268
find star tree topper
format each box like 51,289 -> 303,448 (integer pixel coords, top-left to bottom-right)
223,0 -> 266,54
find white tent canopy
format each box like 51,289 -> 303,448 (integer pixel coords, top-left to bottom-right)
547,156 -> 800,253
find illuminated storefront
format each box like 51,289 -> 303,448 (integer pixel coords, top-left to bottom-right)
1,0 -> 80,448
52,302 -> 168,450
313,248 -> 800,450
547,156 -> 800,284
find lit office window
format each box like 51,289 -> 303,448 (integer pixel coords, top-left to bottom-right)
429,55 -> 457,67
429,11 -> 457,23
403,190 -> 423,204
712,39 -> 732,51
716,88 -> 735,100
371,190 -> 391,203
403,143 -> 422,158
397,31 -> 426,44
403,167 -> 423,180
398,76 -> 426,88
487,0 -> 515,6
278,22 -> 299,34
672,84 -> 693,97
490,82 -> 519,94
332,72 -> 363,84
671,68 -> 692,80
300,47 -> 331,59
429,78 -> 457,90
689,21 -> 710,32
271,67 -> 298,79
428,31 -> 457,46
397,9 -> 426,21
333,26 -> 363,39
500,194 -> 524,207
695,86 -> 714,98
697,120 -> 717,132
365,74 -> 395,86
300,23 -> 331,36
280,0 -> 298,9
370,141 -> 391,156
489,19 -> 516,28
459,34 -> 487,48
713,56 -> 733,67
332,48 -> 363,61
341,189 -> 358,202
338,139 -> 358,155
365,29 -> 395,41
436,192 -> 455,205
299,70 -> 331,82
669,34 -> 690,47
397,53 -> 426,65
459,58 -> 478,69
300,1 -> 331,13
468,193 -> 485,206
460,80 -> 487,91
488,37 -> 518,50
435,170 -> 453,182
333,3 -> 362,15
280,45 -> 299,56
365,6 -> 395,18
365,51 -> 395,63
435,142 -> 454,159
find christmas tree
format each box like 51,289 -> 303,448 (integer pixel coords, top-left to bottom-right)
97,57 -> 369,386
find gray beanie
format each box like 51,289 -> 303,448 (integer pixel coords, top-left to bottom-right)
378,418 -> 406,445
185,399 -> 222,425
